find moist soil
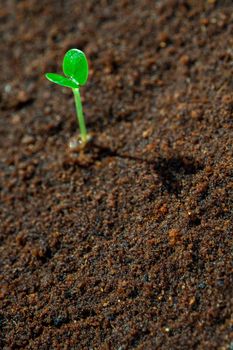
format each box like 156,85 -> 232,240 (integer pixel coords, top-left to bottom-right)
0,1 -> 233,349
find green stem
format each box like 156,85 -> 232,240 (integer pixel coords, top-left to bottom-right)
72,88 -> 87,143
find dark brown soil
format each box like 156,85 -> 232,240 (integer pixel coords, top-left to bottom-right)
0,0 -> 233,349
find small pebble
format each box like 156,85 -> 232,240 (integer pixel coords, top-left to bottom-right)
21,135 -> 34,145
4,84 -> 12,93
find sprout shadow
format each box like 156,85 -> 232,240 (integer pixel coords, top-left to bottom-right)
69,140 -> 203,197
154,156 -> 203,195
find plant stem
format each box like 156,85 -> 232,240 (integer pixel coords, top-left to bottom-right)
72,88 -> 87,143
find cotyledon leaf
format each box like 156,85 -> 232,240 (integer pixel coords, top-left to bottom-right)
45,73 -> 79,89
62,49 -> 88,86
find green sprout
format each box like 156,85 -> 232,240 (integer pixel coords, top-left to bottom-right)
45,48 -> 89,145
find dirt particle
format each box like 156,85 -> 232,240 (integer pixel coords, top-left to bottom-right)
0,285 -> 8,299
168,228 -> 182,245
179,54 -> 190,66
158,203 -> 168,216
190,109 -> 203,120
11,114 -> 21,124
222,94 -> 233,106
195,182 -> 208,195
142,127 -> 153,139
158,32 -> 169,44
200,18 -> 209,26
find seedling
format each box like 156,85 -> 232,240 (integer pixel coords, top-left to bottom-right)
45,48 -> 89,146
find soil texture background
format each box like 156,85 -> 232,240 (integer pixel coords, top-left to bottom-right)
0,0 -> 233,349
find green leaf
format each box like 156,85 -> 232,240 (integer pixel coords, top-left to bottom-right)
62,49 -> 88,86
45,73 -> 79,89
